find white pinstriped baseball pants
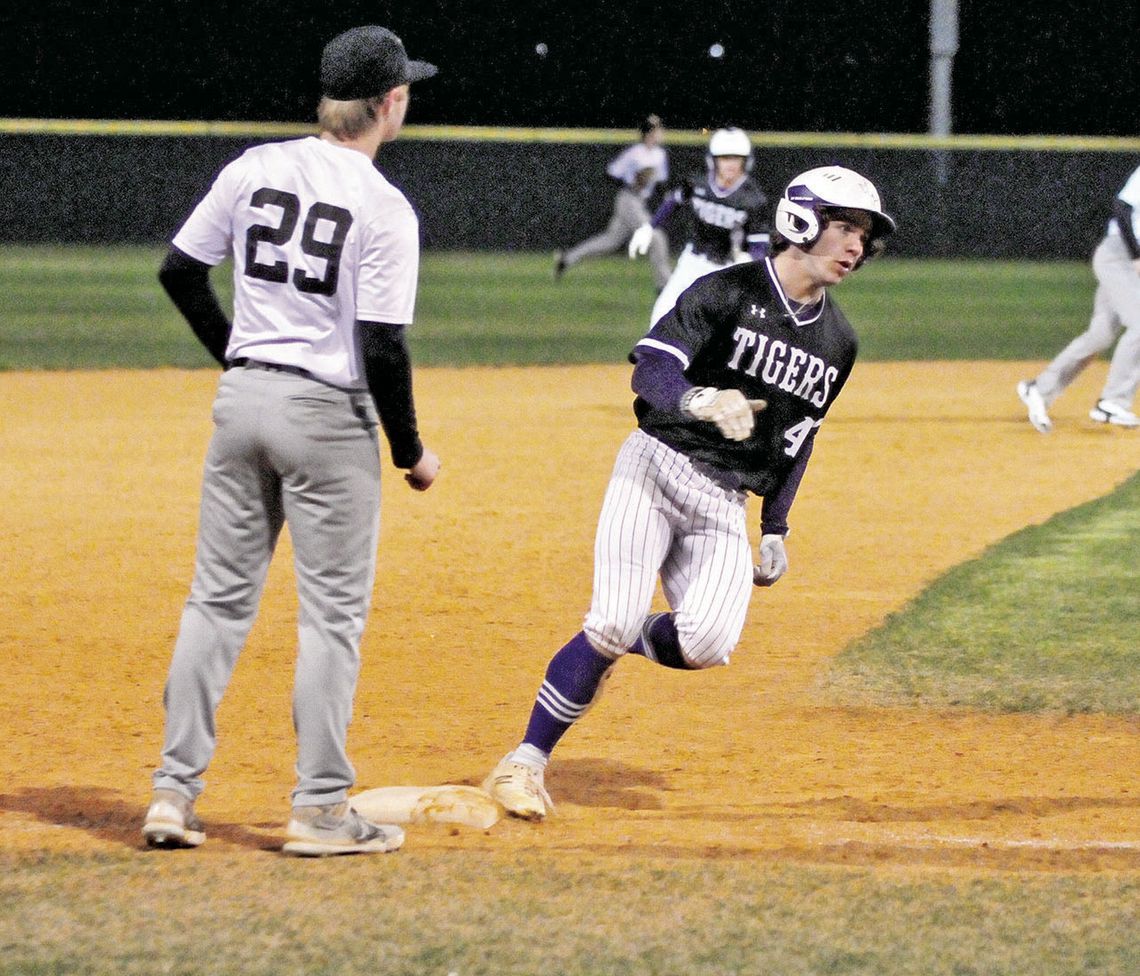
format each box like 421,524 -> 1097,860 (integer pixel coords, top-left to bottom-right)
583,429 -> 753,668
649,244 -> 732,326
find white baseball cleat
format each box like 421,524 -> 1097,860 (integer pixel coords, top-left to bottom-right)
483,755 -> 554,821
142,788 -> 206,849
1017,380 -> 1052,433
282,802 -> 404,857
1089,400 -> 1140,428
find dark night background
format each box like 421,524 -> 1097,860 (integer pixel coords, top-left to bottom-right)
2,0 -> 1137,135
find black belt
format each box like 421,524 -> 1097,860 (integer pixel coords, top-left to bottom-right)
229,358 -> 315,380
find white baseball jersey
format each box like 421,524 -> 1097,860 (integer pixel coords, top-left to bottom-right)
173,136 -> 420,389
1106,164 -> 1140,243
606,142 -> 668,200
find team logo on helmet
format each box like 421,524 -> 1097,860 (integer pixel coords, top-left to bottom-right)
774,165 -> 896,262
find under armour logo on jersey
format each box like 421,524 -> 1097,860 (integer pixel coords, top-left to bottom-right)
750,304 -> 767,318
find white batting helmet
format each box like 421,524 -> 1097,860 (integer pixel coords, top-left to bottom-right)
708,127 -> 751,158
706,127 -> 753,173
773,166 -> 896,254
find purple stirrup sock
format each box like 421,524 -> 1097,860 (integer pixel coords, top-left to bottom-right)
629,611 -> 692,670
522,631 -> 614,755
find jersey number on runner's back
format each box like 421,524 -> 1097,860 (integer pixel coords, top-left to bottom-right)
244,188 -> 354,297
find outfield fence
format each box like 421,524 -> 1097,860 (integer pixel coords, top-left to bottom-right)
4,120 -> 1140,258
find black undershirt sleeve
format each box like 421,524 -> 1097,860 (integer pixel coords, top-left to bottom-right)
359,322 -> 424,469
630,347 -> 692,411
1111,197 -> 1140,260
157,246 -> 231,366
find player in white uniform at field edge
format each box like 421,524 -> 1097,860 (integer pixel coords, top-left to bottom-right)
629,127 -> 770,325
1018,164 -> 1140,431
485,166 -> 896,820
555,114 -> 671,289
143,25 -> 441,856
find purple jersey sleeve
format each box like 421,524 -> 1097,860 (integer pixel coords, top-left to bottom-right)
760,433 -> 814,536
630,347 -> 692,411
650,194 -> 680,229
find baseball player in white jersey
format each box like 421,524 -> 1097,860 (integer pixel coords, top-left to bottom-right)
485,166 -> 896,819
629,127 -> 771,325
554,114 -> 672,289
143,25 -> 441,856
1018,163 -> 1140,430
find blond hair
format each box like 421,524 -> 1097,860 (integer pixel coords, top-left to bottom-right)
317,96 -> 382,141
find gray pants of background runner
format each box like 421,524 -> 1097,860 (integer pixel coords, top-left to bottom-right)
152,366 -> 382,809
564,187 -> 671,289
1035,234 -> 1140,409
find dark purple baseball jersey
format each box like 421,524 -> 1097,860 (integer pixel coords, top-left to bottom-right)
659,174 -> 770,263
631,256 -> 858,499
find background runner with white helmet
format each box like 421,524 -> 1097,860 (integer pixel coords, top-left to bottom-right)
629,127 -> 770,324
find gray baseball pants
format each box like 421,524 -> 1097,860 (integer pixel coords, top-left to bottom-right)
153,366 -> 382,809
564,187 -> 671,289
1035,234 -> 1140,409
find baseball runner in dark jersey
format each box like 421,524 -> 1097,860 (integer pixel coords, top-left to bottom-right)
630,127 -> 770,324
484,166 -> 895,819
142,25 -> 441,856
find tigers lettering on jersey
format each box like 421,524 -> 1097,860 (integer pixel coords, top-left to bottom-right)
726,326 -> 835,407
690,191 -> 748,230
672,175 -> 769,264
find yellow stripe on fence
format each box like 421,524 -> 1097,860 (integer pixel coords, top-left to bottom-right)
3,117 -> 1140,152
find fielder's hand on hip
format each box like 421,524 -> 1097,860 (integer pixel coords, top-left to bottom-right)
753,534 -> 788,587
405,447 -> 441,491
680,387 -> 767,441
628,223 -> 654,259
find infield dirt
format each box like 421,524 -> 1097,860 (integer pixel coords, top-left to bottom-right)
2,362 -> 1138,871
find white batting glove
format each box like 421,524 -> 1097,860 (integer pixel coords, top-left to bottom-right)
628,223 -> 654,259
680,387 -> 767,441
753,534 -> 788,587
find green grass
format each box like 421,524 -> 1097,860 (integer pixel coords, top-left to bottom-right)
840,258 -> 1094,361
826,471 -> 1140,714
3,851 -> 1138,976
412,252 -> 655,365
1,246 -> 208,369
0,246 -> 1097,369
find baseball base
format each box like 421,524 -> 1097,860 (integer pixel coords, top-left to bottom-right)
350,785 -> 501,829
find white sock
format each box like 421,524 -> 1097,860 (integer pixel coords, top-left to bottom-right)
510,743 -> 549,770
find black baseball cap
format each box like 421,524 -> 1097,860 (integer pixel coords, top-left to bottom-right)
320,26 -> 438,100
